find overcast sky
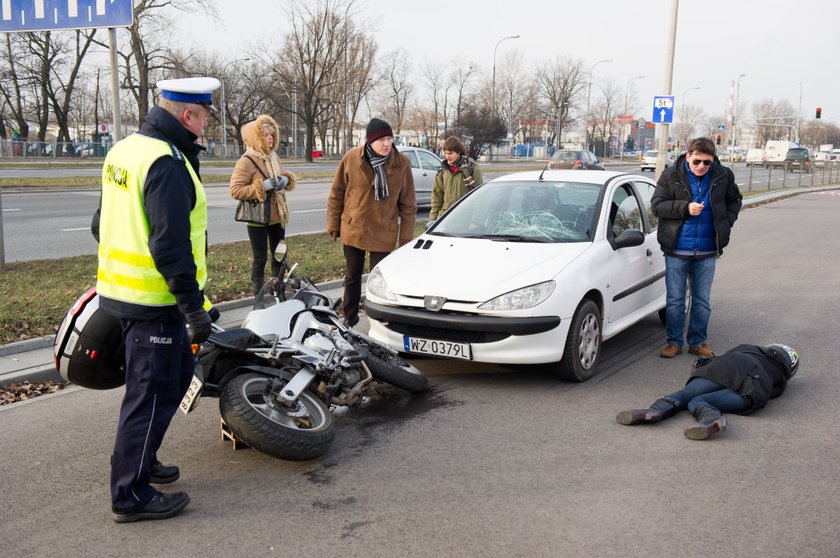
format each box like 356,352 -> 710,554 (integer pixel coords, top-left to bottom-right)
178,0 -> 840,127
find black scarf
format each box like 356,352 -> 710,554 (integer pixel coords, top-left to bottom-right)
365,143 -> 390,200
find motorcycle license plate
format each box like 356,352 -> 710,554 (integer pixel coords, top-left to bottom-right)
403,335 -> 471,360
179,374 -> 204,415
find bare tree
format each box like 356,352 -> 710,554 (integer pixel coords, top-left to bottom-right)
536,56 -> 586,148
376,48 -> 414,133
344,33 -> 377,149
590,80 -> 622,157
0,33 -> 33,140
751,99 -> 797,146
496,49 -> 529,142
269,0 -> 357,161
419,61 -> 447,148
444,59 -> 476,139
674,103 -> 707,149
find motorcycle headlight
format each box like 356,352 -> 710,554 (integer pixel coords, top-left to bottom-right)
366,267 -> 397,301
478,280 -> 556,311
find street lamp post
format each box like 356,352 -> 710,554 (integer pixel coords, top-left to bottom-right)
584,59 -> 613,154
490,34 -> 519,162
680,86 -> 700,150
621,75 -> 645,160
730,73 -> 746,163
220,58 -> 250,159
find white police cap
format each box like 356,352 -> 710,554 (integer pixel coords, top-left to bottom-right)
156,77 -> 221,109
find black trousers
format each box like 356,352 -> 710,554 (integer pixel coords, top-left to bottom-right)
111,316 -> 193,512
247,223 -> 286,279
342,245 -> 389,324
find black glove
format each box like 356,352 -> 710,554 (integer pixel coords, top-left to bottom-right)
208,306 -> 221,323
262,178 -> 276,192
185,309 -> 212,344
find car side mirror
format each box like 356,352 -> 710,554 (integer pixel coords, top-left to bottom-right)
613,229 -> 645,248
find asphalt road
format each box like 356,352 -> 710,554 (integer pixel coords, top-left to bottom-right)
2,190 -> 840,557
1,161 -> 831,263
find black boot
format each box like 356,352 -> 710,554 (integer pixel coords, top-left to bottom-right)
616,397 -> 679,425
251,275 -> 264,297
684,404 -> 726,440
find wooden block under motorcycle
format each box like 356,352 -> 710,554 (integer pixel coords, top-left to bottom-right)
220,418 -> 249,450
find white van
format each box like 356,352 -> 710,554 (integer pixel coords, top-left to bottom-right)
745,148 -> 765,167
764,141 -> 797,167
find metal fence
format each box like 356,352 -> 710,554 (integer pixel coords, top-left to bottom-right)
740,161 -> 840,192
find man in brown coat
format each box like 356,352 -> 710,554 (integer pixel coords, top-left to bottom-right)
327,118 -> 417,327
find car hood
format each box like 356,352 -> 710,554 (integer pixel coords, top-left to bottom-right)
376,235 -> 591,302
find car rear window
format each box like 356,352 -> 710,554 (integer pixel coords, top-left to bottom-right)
787,149 -> 808,159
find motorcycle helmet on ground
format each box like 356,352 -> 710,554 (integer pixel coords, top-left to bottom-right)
765,344 -> 799,379
54,288 -> 126,389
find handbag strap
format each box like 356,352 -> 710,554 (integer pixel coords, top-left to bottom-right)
244,155 -> 269,179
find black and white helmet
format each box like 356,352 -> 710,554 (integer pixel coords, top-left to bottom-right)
765,344 -> 799,379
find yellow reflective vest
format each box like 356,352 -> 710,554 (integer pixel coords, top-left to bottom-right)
96,134 -> 207,307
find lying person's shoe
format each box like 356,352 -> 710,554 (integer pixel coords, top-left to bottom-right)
112,491 -> 190,523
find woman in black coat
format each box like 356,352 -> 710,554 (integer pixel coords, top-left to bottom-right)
616,344 -> 799,440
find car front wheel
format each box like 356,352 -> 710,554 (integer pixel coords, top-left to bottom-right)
557,299 -> 602,382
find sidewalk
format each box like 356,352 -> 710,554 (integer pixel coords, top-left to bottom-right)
1,184 -> 836,388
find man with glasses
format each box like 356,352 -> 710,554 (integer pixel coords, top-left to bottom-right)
651,137 -> 742,359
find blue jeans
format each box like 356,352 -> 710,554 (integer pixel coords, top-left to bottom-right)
666,377 -> 751,415
664,255 -> 717,347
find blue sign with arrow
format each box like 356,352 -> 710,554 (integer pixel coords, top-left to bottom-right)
652,96 -> 675,124
0,0 -> 133,33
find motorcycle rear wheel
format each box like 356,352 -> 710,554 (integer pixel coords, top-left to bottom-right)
220,373 -> 335,461
365,352 -> 429,393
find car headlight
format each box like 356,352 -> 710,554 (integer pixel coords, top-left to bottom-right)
478,280 -> 556,311
366,267 -> 397,301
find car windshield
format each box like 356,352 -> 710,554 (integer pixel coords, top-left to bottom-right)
429,180 -> 601,243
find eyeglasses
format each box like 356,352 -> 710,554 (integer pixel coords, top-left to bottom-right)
690,159 -> 713,167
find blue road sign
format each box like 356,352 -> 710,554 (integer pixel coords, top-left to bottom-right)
652,96 -> 675,124
0,0 -> 133,33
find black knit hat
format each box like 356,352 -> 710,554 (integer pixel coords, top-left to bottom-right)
366,118 -> 394,143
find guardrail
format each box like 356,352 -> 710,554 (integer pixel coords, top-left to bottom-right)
741,160 -> 840,191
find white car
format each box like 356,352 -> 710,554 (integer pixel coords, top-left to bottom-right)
640,150 -> 673,172
398,146 -> 442,207
365,170 -> 666,382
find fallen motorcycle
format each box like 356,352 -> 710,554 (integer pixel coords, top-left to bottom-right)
54,242 -> 428,461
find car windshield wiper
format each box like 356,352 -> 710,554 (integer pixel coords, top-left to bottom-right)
463,234 -> 554,243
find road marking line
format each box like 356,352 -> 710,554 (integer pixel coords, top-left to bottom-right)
2,208 -> 21,212
292,209 -> 326,214
60,227 -> 91,231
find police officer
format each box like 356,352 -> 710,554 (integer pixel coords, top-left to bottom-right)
616,344 -> 799,440
98,77 -> 219,523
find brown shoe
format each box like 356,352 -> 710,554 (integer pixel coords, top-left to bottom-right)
688,343 -> 716,358
659,343 -> 683,358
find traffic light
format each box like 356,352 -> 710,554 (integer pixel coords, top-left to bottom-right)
816,107 -> 822,119
716,134 -> 721,145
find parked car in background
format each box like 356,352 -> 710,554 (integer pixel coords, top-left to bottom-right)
398,146 -> 442,206
745,148 -> 765,167
764,140 -> 797,168
365,169 -> 666,382
640,150 -> 674,172
548,149 -> 604,170
781,147 -> 812,173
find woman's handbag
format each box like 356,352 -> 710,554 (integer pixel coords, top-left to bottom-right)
234,198 -> 270,225
234,156 -> 271,225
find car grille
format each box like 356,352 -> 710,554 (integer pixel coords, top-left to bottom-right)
385,322 -> 511,344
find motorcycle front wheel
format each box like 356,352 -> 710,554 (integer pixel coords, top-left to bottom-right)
365,351 -> 429,393
219,373 -> 335,461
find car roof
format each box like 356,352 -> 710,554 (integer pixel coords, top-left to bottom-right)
489,169 -> 648,185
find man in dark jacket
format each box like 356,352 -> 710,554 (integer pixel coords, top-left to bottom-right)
651,137 -> 742,359
616,344 -> 799,440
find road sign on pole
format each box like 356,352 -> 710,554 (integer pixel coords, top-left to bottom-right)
652,96 -> 675,124
0,0 -> 133,33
